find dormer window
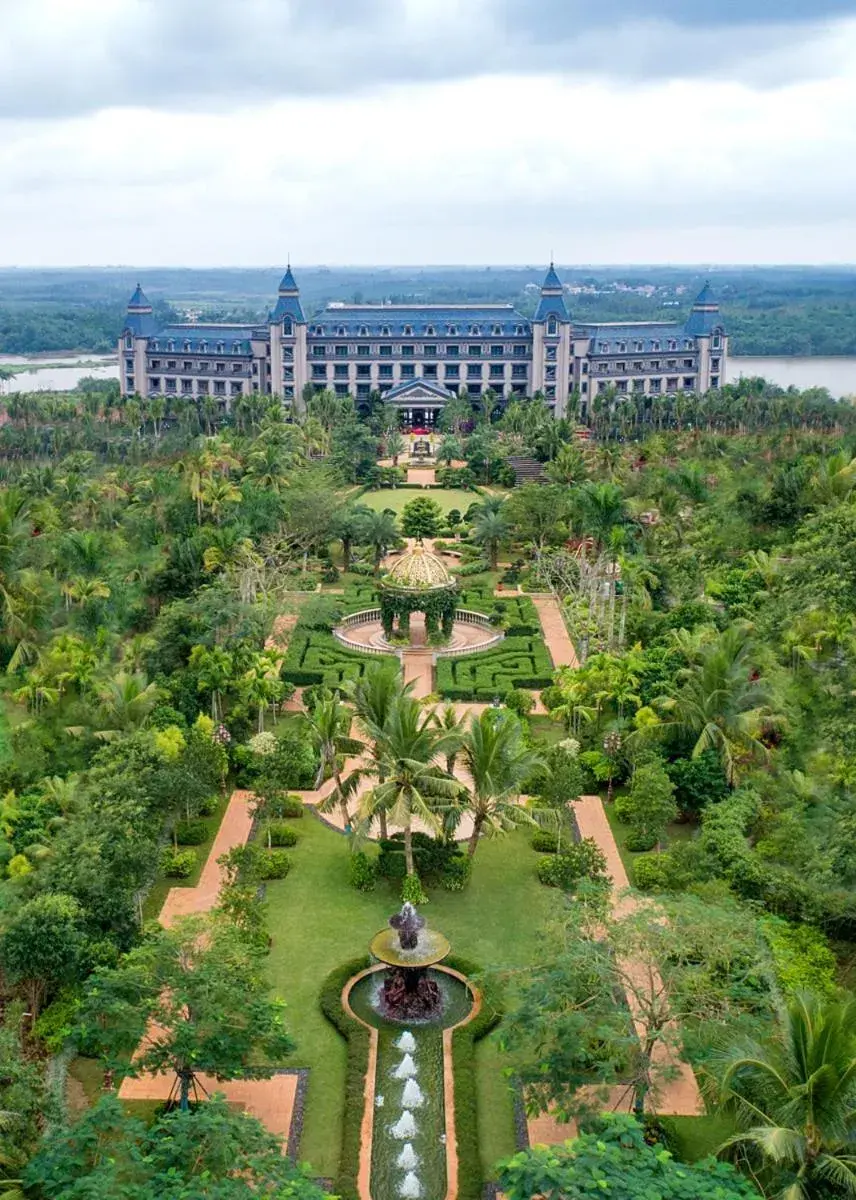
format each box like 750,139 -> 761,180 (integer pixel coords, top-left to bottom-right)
359,325 -> 369,336
125,335 -> 133,349
668,340 -> 677,351
634,341 -> 643,352
492,324 -> 502,336
515,325 -> 524,335
233,342 -> 242,354
447,325 -> 457,336
183,339 -> 191,351
314,325 -> 324,335
618,342 -> 626,353
167,339 -> 175,352
282,320 -> 292,336
651,340 -> 660,351
151,340 -> 159,351
425,325 -> 435,336
599,342 -> 610,353
200,340 -> 208,352
712,333 -> 722,349
381,325 -> 391,336
547,319 -> 558,336
470,325 -> 480,335
337,325 -> 346,336
684,339 -> 693,349
403,325 -> 413,336
216,341 -> 224,353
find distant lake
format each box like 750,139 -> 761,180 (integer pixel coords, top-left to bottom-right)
0,353 -> 118,394
728,356 -> 856,398
2,351 -> 856,400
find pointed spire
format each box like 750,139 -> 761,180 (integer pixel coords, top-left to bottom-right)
542,262 -> 563,292
127,283 -> 152,311
278,264 -> 298,293
693,281 -> 717,308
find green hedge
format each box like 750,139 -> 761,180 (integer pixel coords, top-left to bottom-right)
445,954 -> 503,1200
435,637 -> 554,701
457,590 -> 541,637
281,631 -> 397,688
318,955 -> 373,1200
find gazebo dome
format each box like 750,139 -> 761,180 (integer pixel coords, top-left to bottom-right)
384,544 -> 453,591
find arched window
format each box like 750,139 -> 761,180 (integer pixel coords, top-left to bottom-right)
167,339 -> 175,352
381,325 -> 391,336
492,324 -> 502,336
403,325 -> 413,336
200,340 -> 208,352
359,325 -> 369,336
547,318 -> 557,336
651,340 -> 660,351
515,325 -> 524,335
125,334 -> 133,349
470,324 -> 480,335
282,320 -> 292,336
599,342 -> 610,353
337,325 -> 346,336
314,325 -> 324,335
618,341 -> 626,352
425,325 -> 435,336
216,341 -> 224,353
183,339 -> 191,351
668,340 -> 677,351
447,324 -> 458,335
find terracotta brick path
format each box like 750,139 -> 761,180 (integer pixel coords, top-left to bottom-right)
531,594 -> 579,668
406,467 -> 437,485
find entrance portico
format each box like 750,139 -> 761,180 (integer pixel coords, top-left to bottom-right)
381,378 -> 454,431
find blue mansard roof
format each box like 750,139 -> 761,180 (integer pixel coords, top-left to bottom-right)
271,293 -> 306,323
576,322 -> 691,353
123,284 -> 157,336
308,305 -> 530,338
533,263 -> 571,324
144,324 -> 258,354
542,264 -> 563,291
684,283 -> 725,337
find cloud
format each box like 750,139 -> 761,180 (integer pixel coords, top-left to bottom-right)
1,0 -> 855,119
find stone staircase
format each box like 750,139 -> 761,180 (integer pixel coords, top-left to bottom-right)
507,455 -> 547,486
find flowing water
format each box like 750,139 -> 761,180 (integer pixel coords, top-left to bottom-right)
348,969 -> 473,1200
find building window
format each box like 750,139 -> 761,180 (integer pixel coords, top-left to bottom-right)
667,359 -> 677,369
283,366 -> 294,380
336,325 -> 346,336
512,344 -> 527,358
651,341 -> 660,351
632,361 -> 643,371
197,380 -> 208,395
650,360 -> 660,369
447,325 -> 458,335
616,361 -> 626,372
231,341 -> 242,354
312,346 -> 326,358
616,380 -> 627,393
545,385 -> 556,399
166,378 -> 177,392
401,364 -> 415,378
634,341 -> 643,352
511,364 -> 527,379
618,342 -> 626,352
650,378 -> 661,392
183,360 -> 192,370
379,364 -> 393,379
125,335 -> 133,349
684,339 -> 693,349
314,325 -> 324,335
216,341 -> 224,353
181,378 -> 193,393
666,377 -> 678,390
445,364 -> 460,379
489,364 -> 504,379
545,366 -> 556,381
357,345 -> 370,357
467,344 -> 481,357
284,385 -> 294,399
126,376 -> 135,392
125,357 -> 134,371
183,340 -> 191,352
357,383 -> 370,397
334,344 -> 348,357
282,321 -> 292,336
167,340 -> 176,352
633,379 -> 644,392
467,364 -> 482,379
167,359 -> 177,369
424,344 -> 437,357
447,344 -> 460,357
335,384 -> 349,396
668,340 -> 677,351
401,345 -> 414,357
598,381 -> 608,393
546,346 -> 557,361
214,380 -> 225,395
356,364 -> 370,378
379,345 -> 392,357
712,334 -> 722,349
467,384 -> 481,397
515,324 -> 525,335
381,325 -> 391,336
489,344 -> 502,358
711,375 -> 719,388
683,358 -> 694,369
470,325 -> 480,335
547,319 -> 557,336
312,365 -> 327,380
334,365 -> 348,379
683,377 -> 695,389
597,364 -> 608,374
598,342 -> 609,353
150,376 -> 161,391
425,325 -> 435,336
359,325 -> 369,336
230,381 -> 242,395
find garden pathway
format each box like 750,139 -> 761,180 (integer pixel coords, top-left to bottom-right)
406,466 -> 436,486
526,793 -> 703,1145
530,594 -> 579,669
118,789 -> 303,1141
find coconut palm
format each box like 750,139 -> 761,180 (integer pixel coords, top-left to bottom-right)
472,506 -> 509,571
333,503 -> 372,574
306,692 -> 365,828
359,509 -> 399,574
359,696 -> 460,876
716,992 -> 856,1199
95,671 -> 161,739
653,622 -> 781,785
458,710 -> 541,857
385,429 -> 406,467
344,663 -> 413,839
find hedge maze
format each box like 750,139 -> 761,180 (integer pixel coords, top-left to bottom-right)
456,589 -> 541,637
435,636 -> 554,701
281,631 -> 396,688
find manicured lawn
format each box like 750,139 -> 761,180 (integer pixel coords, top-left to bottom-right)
360,488 -> 477,515
263,813 -> 555,1178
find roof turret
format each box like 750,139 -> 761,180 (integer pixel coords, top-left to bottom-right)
271,264 -> 305,324
124,283 -> 156,337
542,262 -> 563,292
684,281 -> 725,337
278,265 -> 298,293
127,283 -> 152,311
534,262 -> 570,323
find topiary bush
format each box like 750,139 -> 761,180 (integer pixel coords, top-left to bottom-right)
173,818 -> 208,846
377,832 -> 462,884
441,855 -> 472,891
348,851 -> 377,892
161,847 -> 197,879
277,794 -> 305,818
267,823 -> 298,847
531,829 -> 559,853
504,687 -> 535,717
625,829 -> 658,852
257,849 -> 292,880
435,636 -> 553,700
402,873 -> 429,905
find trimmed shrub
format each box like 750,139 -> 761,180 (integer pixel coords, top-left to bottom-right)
454,560 -> 491,577
377,832 -> 462,883
531,829 -> 559,854
504,687 -> 535,717
161,847 -> 197,879
536,839 -> 608,890
281,630 -> 397,690
173,818 -> 208,846
257,849 -> 292,880
441,855 -> 472,891
348,851 -> 377,892
632,851 -> 685,892
435,636 -> 553,701
625,829 -> 658,852
267,823 -> 298,847
277,794 -> 305,818
402,872 -> 429,905
319,956 -> 372,1200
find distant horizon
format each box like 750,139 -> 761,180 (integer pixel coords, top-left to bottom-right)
3,262 -> 856,272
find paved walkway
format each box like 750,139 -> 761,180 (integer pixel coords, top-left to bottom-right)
526,795 -> 702,1144
531,594 -> 579,668
406,467 -> 436,485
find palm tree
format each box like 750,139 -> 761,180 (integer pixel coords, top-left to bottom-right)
573,481 -> 629,552
189,645 -> 234,721
95,671 -> 161,738
359,509 -> 399,574
200,476 -> 241,524
333,503 -> 371,574
716,992 -> 856,1199
306,693 -> 365,827
434,703 -> 464,775
345,663 -> 413,839
386,429 -> 406,467
458,711 -> 541,857
653,623 -> 781,785
473,506 -> 509,571
359,696 -> 460,876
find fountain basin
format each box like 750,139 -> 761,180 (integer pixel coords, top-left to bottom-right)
369,927 -> 451,969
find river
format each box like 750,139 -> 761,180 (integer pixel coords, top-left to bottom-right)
0,353 -> 118,394
2,352 -> 856,399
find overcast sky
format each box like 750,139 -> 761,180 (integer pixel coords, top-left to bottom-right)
1,0 -> 855,267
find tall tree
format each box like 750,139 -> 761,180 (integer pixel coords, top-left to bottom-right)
459,710 -> 541,857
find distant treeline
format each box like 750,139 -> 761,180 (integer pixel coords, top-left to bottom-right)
1,265 -> 855,356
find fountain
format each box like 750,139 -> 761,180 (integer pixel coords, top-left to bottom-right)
400,1171 -> 422,1198
370,902 -> 451,1021
397,1144 -> 419,1171
391,1110 -> 418,1140
396,1031 -> 416,1053
402,1079 -> 424,1108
